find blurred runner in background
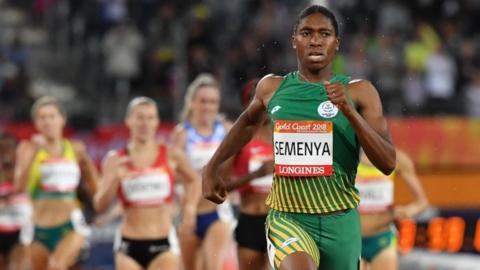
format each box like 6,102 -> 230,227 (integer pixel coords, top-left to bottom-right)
0,132 -> 31,270
14,96 -> 99,270
171,74 -> 234,270
357,148 -> 428,270
94,97 -> 200,270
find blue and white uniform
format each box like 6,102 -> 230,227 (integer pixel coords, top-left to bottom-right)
183,120 -> 233,238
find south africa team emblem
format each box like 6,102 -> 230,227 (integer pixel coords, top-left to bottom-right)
317,101 -> 338,118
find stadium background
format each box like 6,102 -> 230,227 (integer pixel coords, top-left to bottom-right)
0,0 -> 479,269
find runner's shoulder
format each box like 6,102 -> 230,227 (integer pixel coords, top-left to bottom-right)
17,140 -> 34,152
347,79 -> 379,101
256,74 -> 283,96
256,74 -> 284,106
348,79 -> 378,92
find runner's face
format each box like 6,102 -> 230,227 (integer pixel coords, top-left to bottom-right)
293,13 -> 339,72
34,105 -> 65,140
126,103 -> 159,142
191,86 -> 220,124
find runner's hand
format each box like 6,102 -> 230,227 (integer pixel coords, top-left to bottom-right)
393,205 -> 417,220
324,82 -> 353,114
31,134 -> 46,150
102,154 -> 129,187
394,201 -> 428,220
202,165 -> 227,204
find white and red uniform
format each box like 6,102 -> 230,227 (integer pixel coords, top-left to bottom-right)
233,138 -> 274,194
0,181 -> 31,233
116,145 -> 175,208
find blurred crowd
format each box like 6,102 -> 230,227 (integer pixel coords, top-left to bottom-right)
0,0 -> 479,126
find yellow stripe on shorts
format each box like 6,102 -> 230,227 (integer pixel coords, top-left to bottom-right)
266,211 -> 320,269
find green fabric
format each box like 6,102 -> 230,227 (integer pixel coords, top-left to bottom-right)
32,191 -> 76,200
361,227 -> 397,262
33,221 -> 74,251
267,208 -> 361,270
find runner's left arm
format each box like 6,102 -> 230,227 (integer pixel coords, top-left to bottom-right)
73,140 -> 99,195
394,149 -> 429,219
325,80 -> 396,174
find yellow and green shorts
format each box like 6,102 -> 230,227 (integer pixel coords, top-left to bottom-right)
33,209 -> 90,252
266,208 -> 361,270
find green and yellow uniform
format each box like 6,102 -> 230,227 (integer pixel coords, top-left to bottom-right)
29,140 -> 87,251
29,139 -> 80,200
265,72 -> 361,270
356,162 -> 397,262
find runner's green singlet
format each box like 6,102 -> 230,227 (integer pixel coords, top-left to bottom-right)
266,71 -> 360,214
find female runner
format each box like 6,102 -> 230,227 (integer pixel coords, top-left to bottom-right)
0,133 -> 32,270
94,97 -> 200,270
357,149 -> 428,270
171,74 -> 233,270
15,96 -> 98,270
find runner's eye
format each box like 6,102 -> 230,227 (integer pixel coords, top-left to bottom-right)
301,31 -> 310,37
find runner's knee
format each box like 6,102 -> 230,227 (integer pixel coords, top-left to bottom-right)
279,252 -> 317,270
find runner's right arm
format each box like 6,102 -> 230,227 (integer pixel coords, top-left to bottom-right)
14,141 -> 37,193
203,75 -> 281,203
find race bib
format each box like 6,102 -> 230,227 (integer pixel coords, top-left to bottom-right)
357,179 -> 393,213
190,142 -> 220,171
273,120 -> 333,177
248,158 -> 273,192
122,169 -> 172,205
0,197 -> 32,231
40,160 -> 81,192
